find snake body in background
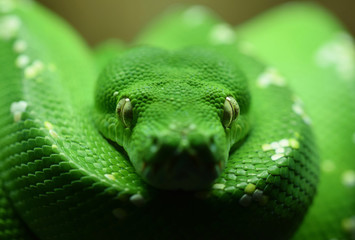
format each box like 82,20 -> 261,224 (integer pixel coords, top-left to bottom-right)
0,0 -> 354,239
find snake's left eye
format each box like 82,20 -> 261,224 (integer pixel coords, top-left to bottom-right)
116,98 -> 133,128
222,96 -> 240,128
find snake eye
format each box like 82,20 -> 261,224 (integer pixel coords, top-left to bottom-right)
116,98 -> 133,128
222,96 -> 240,128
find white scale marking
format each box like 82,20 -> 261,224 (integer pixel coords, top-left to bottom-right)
275,147 -> 285,154
210,23 -> 236,45
270,141 -> 280,149
262,138 -> 299,161
271,153 -> 284,161
279,139 -> 290,147
315,32 -> 355,80
49,130 -> 58,139
44,121 -> 59,139
292,96 -> 312,125
10,100 -> 27,122
13,39 -> 27,53
342,170 -> 355,187
104,174 -> 116,181
257,67 -> 286,88
0,15 -> 21,40
212,183 -> 225,190
24,60 -> 44,79
15,54 -> 30,68
183,5 -> 209,26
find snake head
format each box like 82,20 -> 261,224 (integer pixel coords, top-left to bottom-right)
94,46 -> 250,191
126,97 -> 229,190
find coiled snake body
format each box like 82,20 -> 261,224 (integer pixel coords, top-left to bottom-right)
0,1 -> 354,239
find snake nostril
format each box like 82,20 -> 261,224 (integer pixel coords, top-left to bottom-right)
151,136 -> 159,145
149,136 -> 160,154
207,135 -> 215,145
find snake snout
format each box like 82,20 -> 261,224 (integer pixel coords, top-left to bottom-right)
140,135 -> 226,191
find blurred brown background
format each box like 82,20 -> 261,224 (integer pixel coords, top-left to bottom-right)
35,0 -> 355,47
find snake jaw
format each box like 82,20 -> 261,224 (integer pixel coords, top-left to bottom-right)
131,131 -> 228,191
141,157 -> 224,191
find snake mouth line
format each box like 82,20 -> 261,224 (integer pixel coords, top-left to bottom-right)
141,157 -> 223,176
104,137 -> 131,160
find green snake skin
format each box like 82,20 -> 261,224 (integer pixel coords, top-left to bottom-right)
0,1 -> 354,239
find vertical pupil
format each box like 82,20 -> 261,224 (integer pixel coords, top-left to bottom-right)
117,98 -> 132,127
223,96 -> 239,128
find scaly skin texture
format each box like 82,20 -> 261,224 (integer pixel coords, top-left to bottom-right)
235,4 -> 355,239
94,46 -> 251,190
0,1 -> 353,240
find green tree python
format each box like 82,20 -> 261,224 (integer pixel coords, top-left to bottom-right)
0,1 -> 354,239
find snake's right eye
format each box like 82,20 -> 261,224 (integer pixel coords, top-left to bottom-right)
116,98 -> 133,128
222,96 -> 240,128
